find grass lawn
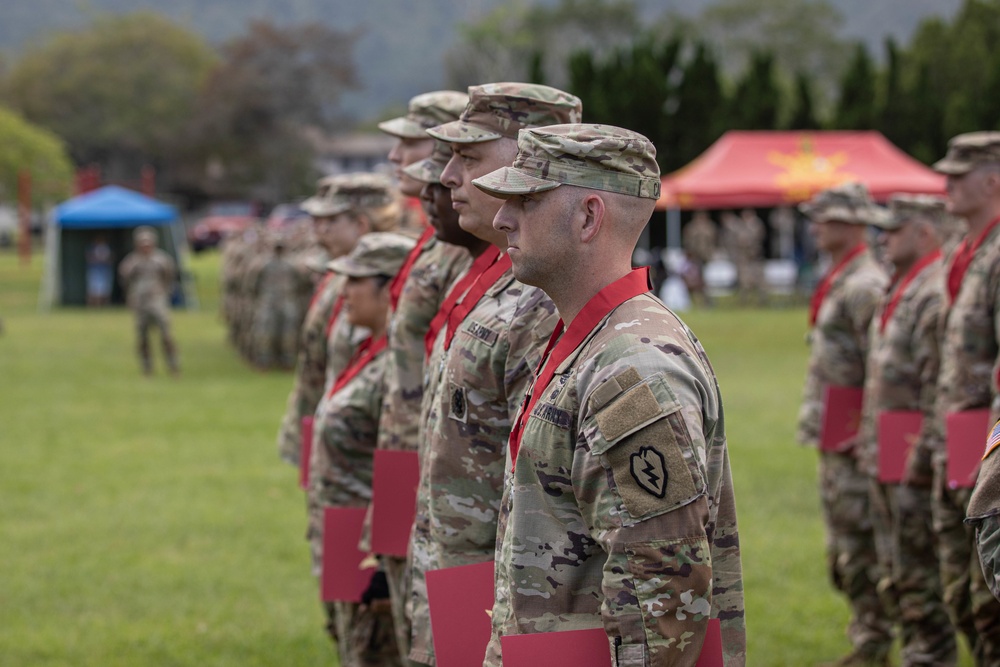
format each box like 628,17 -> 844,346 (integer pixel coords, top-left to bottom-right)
0,249 -> 973,666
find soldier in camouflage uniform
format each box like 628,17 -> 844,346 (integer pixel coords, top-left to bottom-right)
735,208 -> 766,305
251,238 -> 303,370
367,91 -> 472,666
379,90 -> 469,200
682,210 -> 717,306
970,421 -> 1000,602
276,174 -> 401,467
857,195 -> 956,666
118,226 -> 180,375
404,83 -> 581,666
473,123 -> 745,665
796,182 -> 892,666
930,132 -> 1000,662
308,233 -> 416,667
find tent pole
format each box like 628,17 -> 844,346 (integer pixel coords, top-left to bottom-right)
667,207 -> 681,249
38,211 -> 59,312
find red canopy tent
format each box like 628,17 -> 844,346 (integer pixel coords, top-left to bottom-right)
656,130 -> 945,210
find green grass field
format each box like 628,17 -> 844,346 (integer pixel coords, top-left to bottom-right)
0,250 -> 973,666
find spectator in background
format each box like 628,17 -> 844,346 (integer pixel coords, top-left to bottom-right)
85,234 -> 113,307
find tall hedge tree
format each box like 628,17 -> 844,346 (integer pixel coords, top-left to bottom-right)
0,105 -> 73,205
3,12 -> 216,181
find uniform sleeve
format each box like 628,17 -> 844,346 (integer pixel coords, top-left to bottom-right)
990,267 -> 1000,426
577,359 -> 717,666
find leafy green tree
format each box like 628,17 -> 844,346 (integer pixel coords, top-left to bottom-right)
728,51 -> 781,130
184,20 -> 359,201
3,12 -> 216,179
670,41 -> 728,169
787,71 -> 821,129
445,0 -> 639,92
831,43 -> 877,129
0,105 -> 73,205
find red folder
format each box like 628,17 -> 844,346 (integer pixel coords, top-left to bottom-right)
299,416 -> 313,490
426,561 -> 495,667
499,618 -> 722,667
370,450 -> 420,557
877,411 -> 923,484
501,627 -> 611,667
946,409 -> 991,489
820,385 -> 864,452
320,507 -> 376,603
696,618 -> 724,667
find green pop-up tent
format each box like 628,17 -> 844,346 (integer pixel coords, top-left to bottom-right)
40,185 -> 193,308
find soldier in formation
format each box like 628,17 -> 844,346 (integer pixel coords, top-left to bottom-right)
930,132 -> 1000,662
118,225 -> 180,375
797,182 -> 892,666
859,195 -> 955,665
474,123 -> 746,664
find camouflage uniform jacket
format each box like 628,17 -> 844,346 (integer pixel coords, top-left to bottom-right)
377,238 -> 471,453
797,249 -> 888,446
309,348 -> 388,509
408,267 -> 559,664
276,272 -> 344,465
934,223 -> 1000,458
484,294 -> 745,667
254,255 -> 300,307
968,423 -> 1000,599
118,249 -> 176,312
857,256 -> 944,478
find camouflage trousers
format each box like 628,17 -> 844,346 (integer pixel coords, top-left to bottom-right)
931,458 -> 1000,664
384,555 -> 424,667
819,451 -> 894,657
251,302 -> 300,369
869,477 -> 957,666
332,600 -> 403,667
134,306 -> 178,374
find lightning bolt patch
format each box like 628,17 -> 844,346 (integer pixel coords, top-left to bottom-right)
629,446 -> 667,498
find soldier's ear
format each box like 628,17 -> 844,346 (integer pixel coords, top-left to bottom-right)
580,194 -> 605,244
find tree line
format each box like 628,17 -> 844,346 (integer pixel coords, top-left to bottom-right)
0,0 -> 997,207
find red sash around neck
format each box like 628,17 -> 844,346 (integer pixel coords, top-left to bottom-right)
423,245 -> 503,357
947,215 -> 1000,305
879,249 -> 942,333
508,268 -> 652,471
809,243 -> 867,327
388,227 -> 434,312
328,334 -> 387,398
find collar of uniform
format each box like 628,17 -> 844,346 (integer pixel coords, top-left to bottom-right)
483,264 -> 516,299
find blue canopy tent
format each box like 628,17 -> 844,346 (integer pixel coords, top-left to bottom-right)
40,185 -> 193,308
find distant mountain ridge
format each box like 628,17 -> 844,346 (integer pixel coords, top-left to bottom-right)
0,0 -> 963,123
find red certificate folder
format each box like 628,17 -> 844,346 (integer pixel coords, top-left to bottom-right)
299,416 -> 313,490
946,409 -> 991,489
501,627 -> 611,667
370,450 -> 420,557
426,561 -> 495,667
877,411 -> 923,484
820,385 -> 864,452
320,507 -> 376,603
500,618 -> 722,667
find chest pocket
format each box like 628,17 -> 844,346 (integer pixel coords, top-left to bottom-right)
588,369 -> 704,523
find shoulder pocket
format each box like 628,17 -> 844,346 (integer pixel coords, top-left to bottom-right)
588,371 -> 704,522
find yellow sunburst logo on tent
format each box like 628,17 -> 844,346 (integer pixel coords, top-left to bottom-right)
768,137 -> 857,201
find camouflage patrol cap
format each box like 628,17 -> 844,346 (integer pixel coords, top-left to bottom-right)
798,181 -> 884,225
426,82 -> 583,144
933,132 -> 1000,175
874,193 -> 949,231
402,139 -> 451,185
377,91 -> 469,139
327,231 -> 416,278
302,175 -> 347,217
312,172 -> 398,218
472,124 -> 661,199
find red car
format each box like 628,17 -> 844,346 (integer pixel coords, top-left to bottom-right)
189,201 -> 259,252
